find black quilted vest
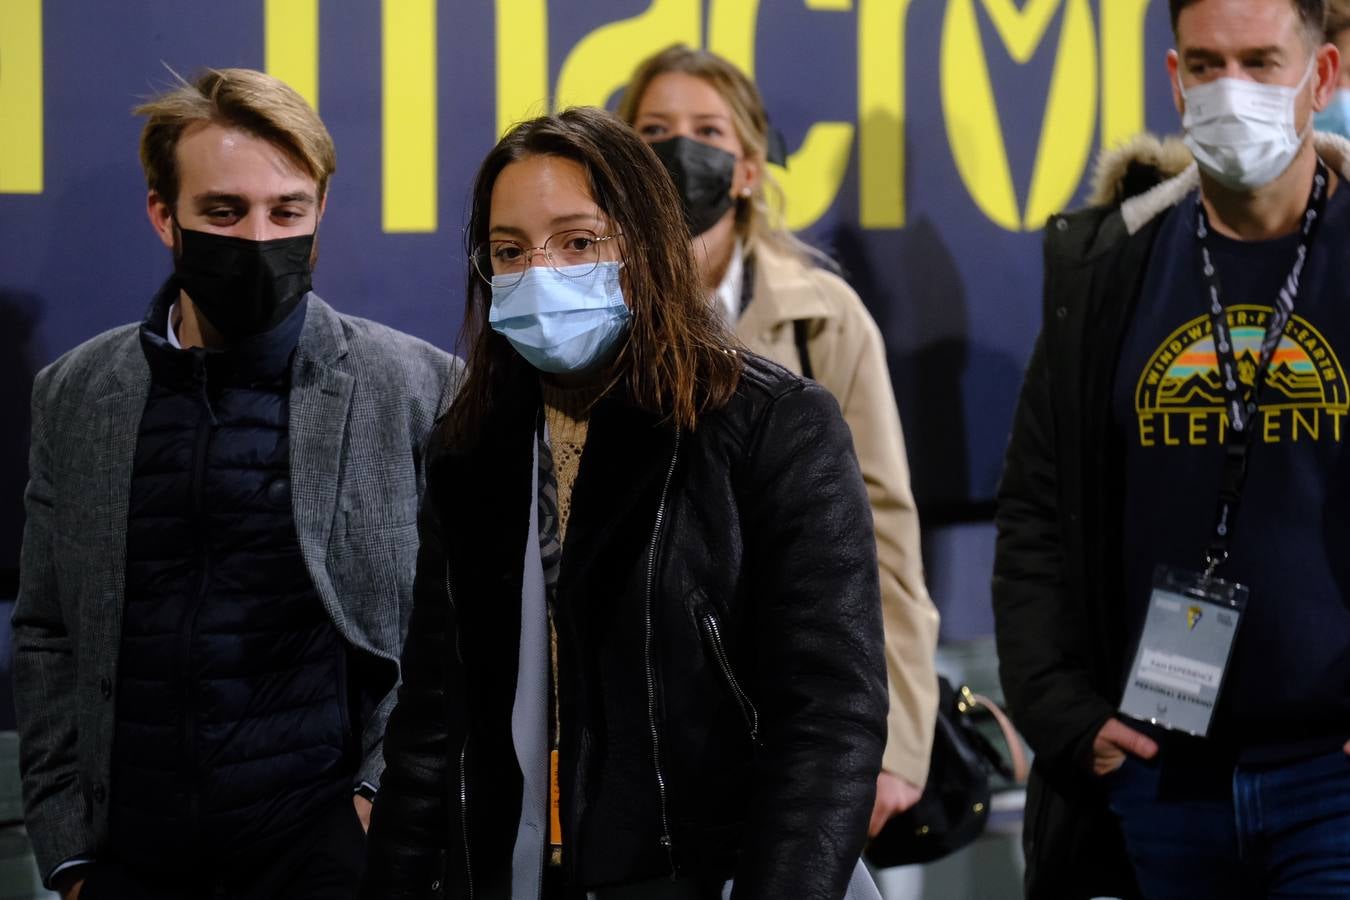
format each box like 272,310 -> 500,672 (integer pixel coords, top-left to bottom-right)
109,283 -> 352,872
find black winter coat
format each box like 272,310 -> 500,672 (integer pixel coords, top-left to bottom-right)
992,156 -> 1181,899
363,354 -> 888,900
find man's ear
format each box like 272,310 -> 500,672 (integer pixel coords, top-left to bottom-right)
147,190 -> 175,250
1167,49 -> 1184,118
1314,41 -> 1341,112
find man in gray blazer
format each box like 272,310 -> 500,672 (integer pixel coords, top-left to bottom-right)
14,68 -> 458,900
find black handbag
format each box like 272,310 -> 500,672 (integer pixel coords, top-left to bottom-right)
865,676 -> 1028,868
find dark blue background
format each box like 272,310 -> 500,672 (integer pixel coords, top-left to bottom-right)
0,0 -> 1183,576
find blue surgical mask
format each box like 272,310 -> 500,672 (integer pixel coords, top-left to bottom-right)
489,261 -> 631,374
1316,89 -> 1350,140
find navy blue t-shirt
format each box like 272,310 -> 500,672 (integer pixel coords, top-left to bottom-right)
1114,182 -> 1350,763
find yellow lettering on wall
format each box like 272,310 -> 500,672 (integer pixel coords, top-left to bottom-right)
708,0 -> 760,75
265,0 -> 319,109
0,0 -> 43,194
1099,0 -> 1151,149
770,123 -> 856,230
980,0 -> 1063,62
554,0 -> 700,110
734,1 -> 855,230
1024,0 -> 1096,228
382,0 -> 438,232
496,0 -> 549,136
941,0 -> 1097,231
942,0 -> 1018,229
551,0 -> 851,231
858,0 -> 914,228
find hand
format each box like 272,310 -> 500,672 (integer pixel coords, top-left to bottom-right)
1092,717 -> 1159,776
1343,738 -> 1349,756
53,866 -> 87,900
868,771 -> 924,837
354,794 -> 373,833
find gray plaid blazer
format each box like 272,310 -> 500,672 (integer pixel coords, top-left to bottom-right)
13,295 -> 459,879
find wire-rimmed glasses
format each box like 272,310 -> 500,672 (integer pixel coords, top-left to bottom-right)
472,229 -> 621,289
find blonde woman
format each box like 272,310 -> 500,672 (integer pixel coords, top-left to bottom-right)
619,45 -> 941,836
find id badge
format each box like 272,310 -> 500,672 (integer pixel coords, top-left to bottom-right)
1118,565 -> 1247,738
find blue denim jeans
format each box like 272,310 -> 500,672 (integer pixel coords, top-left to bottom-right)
1106,746 -> 1350,899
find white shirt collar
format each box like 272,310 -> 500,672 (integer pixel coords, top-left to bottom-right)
712,239 -> 745,326
166,302 -> 183,350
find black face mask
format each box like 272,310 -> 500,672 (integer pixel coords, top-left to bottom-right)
648,136 -> 737,237
173,226 -> 315,342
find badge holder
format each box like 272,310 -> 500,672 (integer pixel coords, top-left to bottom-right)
1118,564 -> 1247,739
1121,166 -> 1327,739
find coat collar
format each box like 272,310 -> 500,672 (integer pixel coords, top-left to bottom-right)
433,372 -> 678,623
100,332 -> 151,400
294,293 -> 350,366
738,240 -> 837,331
559,392 -> 676,600
1113,132 -> 1350,236
287,295 -> 356,637
100,289 -> 348,397
137,279 -> 310,388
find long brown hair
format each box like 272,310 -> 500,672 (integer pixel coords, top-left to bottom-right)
443,107 -> 742,446
616,45 -> 826,268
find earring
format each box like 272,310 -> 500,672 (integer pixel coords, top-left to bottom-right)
740,187 -> 753,198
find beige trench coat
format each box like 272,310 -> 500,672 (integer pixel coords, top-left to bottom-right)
735,241 -> 940,785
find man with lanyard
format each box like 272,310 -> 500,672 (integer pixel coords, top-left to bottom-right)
993,0 -> 1350,895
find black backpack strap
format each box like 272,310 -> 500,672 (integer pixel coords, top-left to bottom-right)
793,319 -> 814,380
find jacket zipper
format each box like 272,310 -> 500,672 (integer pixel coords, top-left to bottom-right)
179,376 -> 213,830
699,609 -> 759,744
644,432 -> 681,874
445,563 -> 474,900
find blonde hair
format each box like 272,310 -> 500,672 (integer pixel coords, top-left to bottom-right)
135,68 -> 336,208
617,45 -> 828,268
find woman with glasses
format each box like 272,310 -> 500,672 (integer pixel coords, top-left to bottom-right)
617,45 -> 941,838
360,106 -> 887,900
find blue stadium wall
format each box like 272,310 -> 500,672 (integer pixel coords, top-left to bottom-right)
0,0 -> 1184,612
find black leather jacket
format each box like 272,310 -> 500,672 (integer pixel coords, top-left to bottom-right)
362,354 -> 887,900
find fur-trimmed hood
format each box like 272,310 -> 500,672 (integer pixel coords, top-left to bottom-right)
1088,131 -> 1350,234
1087,134 -> 1194,206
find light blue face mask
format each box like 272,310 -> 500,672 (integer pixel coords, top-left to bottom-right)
1315,89 -> 1350,140
488,261 -> 631,375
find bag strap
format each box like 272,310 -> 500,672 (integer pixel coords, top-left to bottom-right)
964,688 -> 1030,783
793,319 -> 814,380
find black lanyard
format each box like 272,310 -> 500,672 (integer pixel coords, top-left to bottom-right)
1197,160 -> 1329,575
